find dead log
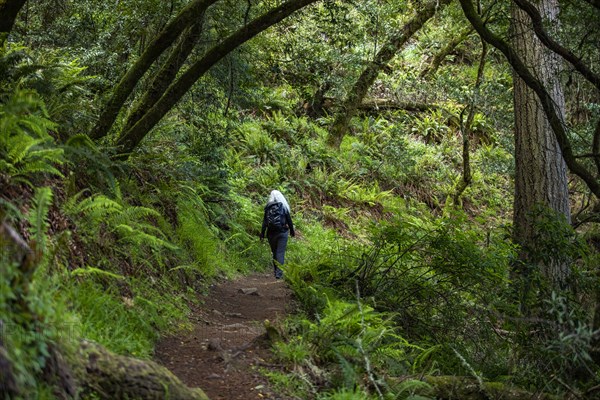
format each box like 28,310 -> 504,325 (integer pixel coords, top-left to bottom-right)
358,98 -> 441,113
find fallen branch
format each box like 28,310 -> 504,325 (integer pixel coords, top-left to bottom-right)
358,98 -> 442,113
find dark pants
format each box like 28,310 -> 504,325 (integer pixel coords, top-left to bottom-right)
268,231 -> 288,279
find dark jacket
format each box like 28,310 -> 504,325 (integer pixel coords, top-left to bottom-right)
260,201 -> 295,238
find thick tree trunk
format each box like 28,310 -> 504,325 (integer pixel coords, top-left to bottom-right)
89,0 -> 219,141
0,0 -> 26,45
327,0 -> 450,149
115,0 -> 319,156
458,0 -> 600,198
511,0 -> 571,287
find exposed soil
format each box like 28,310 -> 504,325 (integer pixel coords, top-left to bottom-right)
154,272 -> 295,400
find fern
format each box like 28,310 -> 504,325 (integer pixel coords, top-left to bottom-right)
392,379 -> 434,399
0,90 -> 63,187
27,187 -> 53,253
63,134 -> 119,192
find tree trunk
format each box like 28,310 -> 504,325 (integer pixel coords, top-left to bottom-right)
458,0 -> 600,198
420,26 -> 474,79
454,39 -> 487,205
511,0 -> 571,288
0,0 -> 27,45
327,0 -> 450,149
89,0 -> 219,141
123,18 -> 206,134
115,0 -> 319,156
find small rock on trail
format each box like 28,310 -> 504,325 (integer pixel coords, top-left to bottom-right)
154,273 -> 294,400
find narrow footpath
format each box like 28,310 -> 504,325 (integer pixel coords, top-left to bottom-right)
155,272 -> 294,400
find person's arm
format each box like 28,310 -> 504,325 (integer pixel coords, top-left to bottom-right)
260,208 -> 268,239
286,211 -> 295,237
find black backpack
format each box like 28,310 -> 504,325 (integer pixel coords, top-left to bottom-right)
266,202 -> 285,230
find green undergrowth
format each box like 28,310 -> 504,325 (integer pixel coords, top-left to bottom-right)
2,40 -> 597,399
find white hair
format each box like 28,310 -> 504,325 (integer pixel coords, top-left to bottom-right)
268,190 -> 290,213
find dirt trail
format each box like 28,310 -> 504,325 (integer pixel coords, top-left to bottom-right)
154,272 -> 294,400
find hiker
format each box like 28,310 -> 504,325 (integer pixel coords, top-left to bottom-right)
260,190 -> 295,279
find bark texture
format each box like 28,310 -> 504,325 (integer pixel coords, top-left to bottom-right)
328,0 -> 450,148
458,0 -> 600,198
511,0 -> 571,286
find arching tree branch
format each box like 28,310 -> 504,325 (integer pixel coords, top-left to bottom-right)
115,0 -> 321,156
89,0 -> 219,140
513,0 -> 600,91
123,17 -> 206,134
459,0 -> 600,198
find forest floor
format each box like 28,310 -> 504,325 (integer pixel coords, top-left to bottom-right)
155,272 -> 295,400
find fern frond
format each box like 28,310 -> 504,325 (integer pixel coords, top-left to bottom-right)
27,186 -> 53,252
393,379 -> 433,398
61,189 -> 90,216
17,114 -> 55,138
65,133 -> 96,148
117,206 -> 160,223
16,160 -> 64,179
74,195 -> 123,216
6,135 -> 40,164
0,197 -> 24,222
115,224 -> 177,251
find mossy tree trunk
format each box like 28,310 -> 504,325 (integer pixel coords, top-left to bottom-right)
89,0 -> 220,141
121,18 -> 206,136
419,26 -> 474,79
327,0 -> 450,149
114,0 -> 320,157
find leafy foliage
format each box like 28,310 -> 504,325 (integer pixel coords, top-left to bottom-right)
1,0 -> 598,398
0,90 -> 63,188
